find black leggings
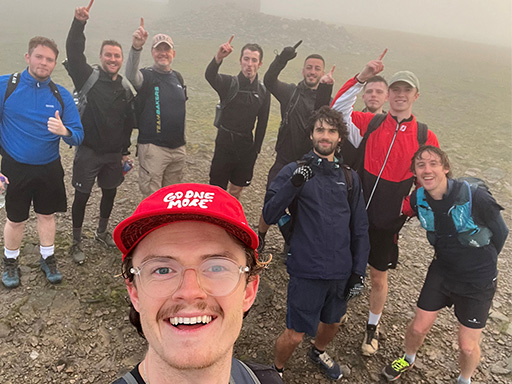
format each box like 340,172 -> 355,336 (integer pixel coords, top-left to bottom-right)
72,188 -> 117,228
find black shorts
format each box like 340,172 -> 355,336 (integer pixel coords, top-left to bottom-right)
266,155 -> 289,189
72,145 -> 124,193
417,266 -> 497,329
1,155 -> 67,222
368,227 -> 399,271
286,276 -> 349,337
209,139 -> 257,189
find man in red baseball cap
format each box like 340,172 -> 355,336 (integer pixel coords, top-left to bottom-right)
112,183 -> 282,384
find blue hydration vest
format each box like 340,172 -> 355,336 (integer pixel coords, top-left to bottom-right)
416,180 -> 492,247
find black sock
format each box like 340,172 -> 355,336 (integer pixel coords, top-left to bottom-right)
73,227 -> 82,244
272,364 -> 284,373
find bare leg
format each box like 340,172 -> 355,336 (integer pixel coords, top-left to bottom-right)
227,183 -> 243,200
258,213 -> 270,233
36,213 -> 56,247
369,266 -> 388,317
274,328 -> 304,369
404,307 -> 439,356
314,321 -> 342,351
4,219 -> 26,250
458,324 -> 483,380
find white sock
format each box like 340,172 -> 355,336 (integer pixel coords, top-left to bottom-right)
405,353 -> 416,365
368,311 -> 381,325
457,374 -> 471,384
40,245 -> 55,259
4,247 -> 20,259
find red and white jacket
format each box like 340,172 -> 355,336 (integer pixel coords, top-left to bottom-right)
331,76 -> 439,231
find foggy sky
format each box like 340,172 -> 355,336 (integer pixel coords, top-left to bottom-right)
261,0 -> 511,47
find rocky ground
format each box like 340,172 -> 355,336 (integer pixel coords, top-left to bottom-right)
0,139 -> 510,384
0,5 -> 511,384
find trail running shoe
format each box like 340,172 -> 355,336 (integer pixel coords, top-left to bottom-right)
40,255 -> 62,284
95,231 -> 116,248
69,242 -> 85,264
2,257 -> 20,288
308,347 -> 343,380
382,355 -> 414,381
362,323 -> 379,356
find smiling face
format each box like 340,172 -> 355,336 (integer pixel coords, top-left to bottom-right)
239,49 -> 262,82
388,81 -> 419,117
310,118 -> 341,160
126,221 -> 258,371
100,44 -> 123,76
151,43 -> 175,71
302,58 -> 325,89
413,150 -> 450,199
25,45 -> 57,81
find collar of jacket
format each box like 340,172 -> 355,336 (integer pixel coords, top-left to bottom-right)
22,68 -> 51,87
237,71 -> 259,89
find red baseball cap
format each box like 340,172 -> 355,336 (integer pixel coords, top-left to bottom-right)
113,183 -> 258,260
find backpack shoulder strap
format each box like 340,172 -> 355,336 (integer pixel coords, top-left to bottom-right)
174,70 -> 185,87
4,72 -> 20,102
48,81 -> 65,116
120,371 -> 138,384
341,164 -> 354,203
364,113 -> 387,139
121,76 -> 137,100
416,121 -> 428,146
231,359 -> 261,384
221,76 -> 239,108
80,66 -> 100,96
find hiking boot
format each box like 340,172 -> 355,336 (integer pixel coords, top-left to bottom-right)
69,242 -> 85,264
95,231 -> 116,248
257,234 -> 265,254
382,355 -> 414,381
362,323 -> 379,356
308,347 -> 343,380
2,257 -> 20,288
40,255 -> 62,284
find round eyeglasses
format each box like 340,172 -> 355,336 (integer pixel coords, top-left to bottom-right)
130,257 -> 250,298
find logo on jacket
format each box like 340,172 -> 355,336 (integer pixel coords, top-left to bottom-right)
400,125 -> 407,132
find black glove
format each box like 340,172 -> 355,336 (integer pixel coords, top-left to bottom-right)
291,164 -> 314,187
278,46 -> 297,62
344,273 -> 364,302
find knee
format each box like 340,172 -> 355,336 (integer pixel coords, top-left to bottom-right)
409,320 -> 430,339
459,339 -> 479,357
370,273 -> 388,291
6,219 -> 25,230
283,328 -> 304,346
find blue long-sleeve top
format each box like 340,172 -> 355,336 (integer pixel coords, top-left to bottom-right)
0,69 -> 83,164
263,151 -> 370,279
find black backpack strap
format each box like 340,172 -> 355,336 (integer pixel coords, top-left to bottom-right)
48,81 -> 65,116
416,121 -> 428,146
341,164 -> 354,204
364,113 -> 387,140
281,87 -> 299,130
221,76 -> 240,109
4,73 -> 20,102
173,70 -> 188,100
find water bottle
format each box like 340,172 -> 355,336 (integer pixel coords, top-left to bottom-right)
0,176 -> 6,209
122,159 -> 134,175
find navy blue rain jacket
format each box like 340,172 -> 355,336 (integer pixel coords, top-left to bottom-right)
263,151 -> 369,279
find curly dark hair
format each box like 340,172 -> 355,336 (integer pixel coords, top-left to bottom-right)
309,105 -> 348,145
121,232 -> 265,338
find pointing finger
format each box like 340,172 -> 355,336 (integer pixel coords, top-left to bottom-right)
293,40 -> 303,49
227,35 -> 234,45
378,48 -> 388,61
86,0 -> 94,11
140,17 -> 144,28
329,65 -> 335,75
